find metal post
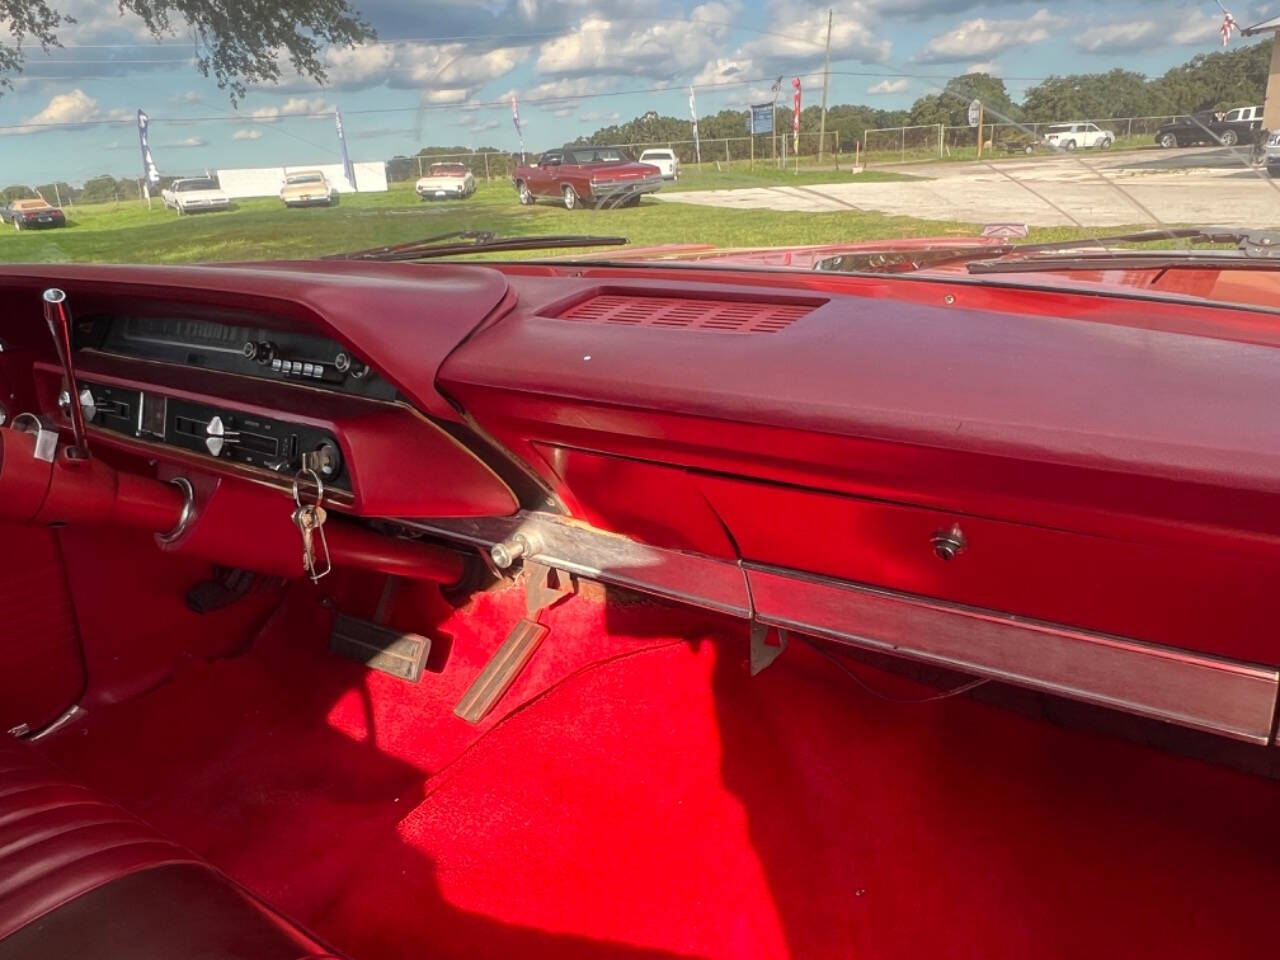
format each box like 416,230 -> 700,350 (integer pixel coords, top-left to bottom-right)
725,138 -> 730,163
818,8 -> 832,162
417,155 -> 423,178
484,151 -> 490,181
938,124 -> 943,159
900,126 -> 905,163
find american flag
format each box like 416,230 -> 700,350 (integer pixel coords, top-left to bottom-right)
1220,9 -> 1237,45
770,76 -> 783,94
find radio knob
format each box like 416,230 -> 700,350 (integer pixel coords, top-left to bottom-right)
254,341 -> 277,365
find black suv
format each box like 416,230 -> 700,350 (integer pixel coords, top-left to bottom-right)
1154,106 -> 1263,148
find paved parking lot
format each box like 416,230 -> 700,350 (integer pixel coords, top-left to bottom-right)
656,147 -> 1280,227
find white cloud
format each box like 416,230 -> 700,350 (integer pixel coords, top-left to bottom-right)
537,3 -> 742,80
248,96 -> 334,122
1075,20 -> 1161,53
966,61 -> 1002,76
231,128 -> 263,141
170,91 -> 203,105
916,8 -> 1063,63
166,137 -> 207,148
1,88 -> 131,136
266,40 -> 526,97
868,78 -> 908,94
1076,9 -> 1230,53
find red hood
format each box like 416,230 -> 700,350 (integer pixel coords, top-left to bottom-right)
597,236 -> 1280,313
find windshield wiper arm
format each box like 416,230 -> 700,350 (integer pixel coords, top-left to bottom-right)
326,230 -> 628,262
966,227 -> 1280,275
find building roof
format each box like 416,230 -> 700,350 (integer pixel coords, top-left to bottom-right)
1243,14 -> 1280,36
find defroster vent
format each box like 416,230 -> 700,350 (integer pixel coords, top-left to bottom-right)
555,293 -> 815,334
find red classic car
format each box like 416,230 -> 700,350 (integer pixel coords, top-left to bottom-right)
512,145 -> 663,208
0,227 -> 1278,960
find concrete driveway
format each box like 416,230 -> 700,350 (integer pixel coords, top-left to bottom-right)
655,146 -> 1280,228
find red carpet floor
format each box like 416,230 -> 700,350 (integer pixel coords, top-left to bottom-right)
39,580 -> 1280,960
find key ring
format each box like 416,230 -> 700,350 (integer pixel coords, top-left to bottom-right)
292,467 -> 325,509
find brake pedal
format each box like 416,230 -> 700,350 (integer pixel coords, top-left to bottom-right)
329,614 -> 431,682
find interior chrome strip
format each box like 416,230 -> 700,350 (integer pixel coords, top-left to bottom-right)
746,563 -> 1279,745
401,512 -> 751,619
408,511 -> 1278,743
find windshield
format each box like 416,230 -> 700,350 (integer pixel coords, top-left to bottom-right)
0,0 -> 1277,305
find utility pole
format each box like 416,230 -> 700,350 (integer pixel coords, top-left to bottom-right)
818,8 -> 832,162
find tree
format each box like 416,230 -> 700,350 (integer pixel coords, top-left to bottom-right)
0,0 -> 375,101
909,74 -> 1018,128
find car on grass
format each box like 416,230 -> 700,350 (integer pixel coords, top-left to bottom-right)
512,146 -> 663,209
637,148 -> 681,180
1154,106 -> 1264,147
279,170 -> 335,207
1041,123 -> 1114,151
415,162 -> 477,200
1,198 -> 66,230
162,177 -> 231,214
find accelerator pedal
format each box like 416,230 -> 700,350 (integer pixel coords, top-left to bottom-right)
454,561 -> 573,724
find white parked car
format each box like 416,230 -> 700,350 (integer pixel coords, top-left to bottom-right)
415,162 -> 476,200
161,177 -> 231,214
638,148 -> 680,180
279,170 -> 335,207
1041,123 -> 1115,151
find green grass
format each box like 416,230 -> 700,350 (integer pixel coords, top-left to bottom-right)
0,176 -> 1111,265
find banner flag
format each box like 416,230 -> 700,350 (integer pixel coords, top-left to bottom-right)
335,111 -> 357,190
792,77 -> 802,154
137,109 -> 160,194
512,97 -> 525,162
689,87 -> 701,164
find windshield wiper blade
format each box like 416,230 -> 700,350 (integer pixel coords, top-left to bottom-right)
326,230 -> 628,262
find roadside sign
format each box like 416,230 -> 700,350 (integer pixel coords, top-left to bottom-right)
751,103 -> 774,135
968,99 -> 982,127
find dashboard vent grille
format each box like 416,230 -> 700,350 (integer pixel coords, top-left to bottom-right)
556,294 -> 811,333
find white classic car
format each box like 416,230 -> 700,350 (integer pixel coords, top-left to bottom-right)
415,162 -> 476,200
161,177 -> 232,214
1041,122 -> 1115,151
638,148 -> 681,180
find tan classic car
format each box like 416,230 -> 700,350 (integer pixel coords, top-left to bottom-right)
280,170 -> 336,207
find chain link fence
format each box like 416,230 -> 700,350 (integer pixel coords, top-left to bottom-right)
862,116 -> 1181,165
400,132 -> 848,183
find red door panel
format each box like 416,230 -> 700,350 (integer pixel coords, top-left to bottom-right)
0,523 -> 83,732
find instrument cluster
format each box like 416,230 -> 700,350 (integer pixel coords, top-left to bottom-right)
78,313 -> 397,401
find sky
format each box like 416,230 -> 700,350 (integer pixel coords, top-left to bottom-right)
0,0 -> 1276,185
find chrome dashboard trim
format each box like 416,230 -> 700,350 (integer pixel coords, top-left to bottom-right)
157,476 -> 196,544
745,563 -> 1279,745
400,512 -> 751,619
413,512 -> 1279,744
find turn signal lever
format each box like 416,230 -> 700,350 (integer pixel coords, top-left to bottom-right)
41,288 -> 90,460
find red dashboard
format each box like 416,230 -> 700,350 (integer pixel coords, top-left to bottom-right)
1,257 -> 1278,744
